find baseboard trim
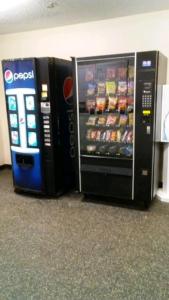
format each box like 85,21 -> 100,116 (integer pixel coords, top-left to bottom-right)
0,164 -> 12,170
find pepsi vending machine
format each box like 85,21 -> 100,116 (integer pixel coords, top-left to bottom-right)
2,58 -> 75,196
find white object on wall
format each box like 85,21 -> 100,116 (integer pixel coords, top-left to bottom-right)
157,85 -> 169,202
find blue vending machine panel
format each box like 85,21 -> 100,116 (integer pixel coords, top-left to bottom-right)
3,59 -> 43,193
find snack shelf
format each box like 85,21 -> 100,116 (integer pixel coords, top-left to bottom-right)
80,109 -> 134,115
83,140 -> 133,145
80,154 -> 132,161
85,124 -> 133,129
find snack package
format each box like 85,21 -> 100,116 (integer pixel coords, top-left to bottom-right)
106,81 -> 117,95
86,145 -> 96,153
106,114 -> 118,126
118,67 -> 127,79
126,130 -> 133,143
96,130 -> 102,141
128,113 -> 133,126
96,97 -> 106,111
128,65 -> 134,79
87,83 -> 96,96
106,67 -> 116,80
118,97 -> 127,112
100,130 -> 107,142
86,116 -> 97,126
97,115 -> 107,125
116,130 -> 122,142
90,130 -> 97,140
97,145 -> 107,154
107,145 -> 118,155
86,129 -> 92,140
108,96 -> 118,111
105,130 -> 112,142
119,145 -> 133,157
110,130 -> 117,142
86,99 -> 96,112
121,130 -> 128,143
119,114 -> 128,126
85,69 -> 94,82
127,97 -> 134,105
117,81 -> 128,94
128,81 -> 134,95
97,82 -> 106,95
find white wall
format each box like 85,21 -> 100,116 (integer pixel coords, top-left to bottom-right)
1,9 -> 169,164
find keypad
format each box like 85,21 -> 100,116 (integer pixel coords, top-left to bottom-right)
142,95 -> 152,108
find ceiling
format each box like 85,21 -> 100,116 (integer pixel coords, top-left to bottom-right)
1,0 -> 169,35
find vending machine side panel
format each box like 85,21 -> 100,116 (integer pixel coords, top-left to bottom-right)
134,51 -> 167,207
2,58 -> 43,193
55,58 -> 75,191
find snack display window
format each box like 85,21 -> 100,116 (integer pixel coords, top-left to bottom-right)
78,58 -> 135,159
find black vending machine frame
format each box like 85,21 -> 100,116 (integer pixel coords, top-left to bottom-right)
72,51 -> 167,208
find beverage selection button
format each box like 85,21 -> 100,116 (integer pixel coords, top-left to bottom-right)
43,125 -> 50,129
43,120 -> 49,124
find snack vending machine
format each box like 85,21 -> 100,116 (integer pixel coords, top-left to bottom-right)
73,51 -> 167,207
2,57 -> 75,196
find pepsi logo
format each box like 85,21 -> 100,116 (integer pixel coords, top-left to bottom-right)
63,77 -> 73,104
4,69 -> 13,84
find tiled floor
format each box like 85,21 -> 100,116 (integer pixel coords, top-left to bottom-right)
0,169 -> 169,299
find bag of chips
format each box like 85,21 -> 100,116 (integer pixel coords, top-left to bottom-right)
106,81 -> 117,95
116,130 -> 122,142
106,67 -> 116,80
86,116 -> 97,126
118,97 -> 127,112
126,130 -> 133,143
108,96 -> 118,111
85,70 -> 94,82
90,130 -> 97,140
86,99 -> 96,112
97,145 -> 107,154
86,129 -> 92,140
87,83 -> 96,96
121,130 -> 128,143
105,130 -> 112,142
117,81 -> 128,94
96,97 -> 106,111
119,114 -> 128,126
106,114 -> 118,126
97,82 -> 106,95
96,130 -> 102,141
118,67 -> 127,79
128,65 -> 134,79
100,131 -> 107,142
119,145 -> 133,157
128,81 -> 134,95
110,130 -> 117,142
128,113 -> 133,126
107,145 -> 118,155
97,115 -> 107,125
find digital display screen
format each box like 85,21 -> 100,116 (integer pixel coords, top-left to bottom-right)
11,131 -> 19,145
28,132 -> 37,147
142,60 -> 152,67
8,96 -> 17,111
25,95 -> 35,111
9,114 -> 18,128
27,114 -> 36,129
